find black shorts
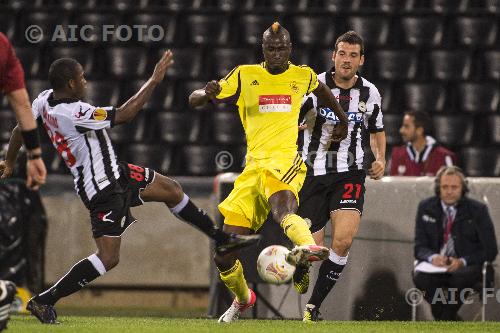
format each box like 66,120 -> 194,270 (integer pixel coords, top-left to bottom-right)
298,170 -> 366,233
88,162 -> 155,238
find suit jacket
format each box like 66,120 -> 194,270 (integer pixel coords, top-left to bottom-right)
414,196 -> 498,266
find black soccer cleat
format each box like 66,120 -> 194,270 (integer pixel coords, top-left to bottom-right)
0,280 -> 17,331
292,262 -> 311,294
215,233 -> 261,255
303,303 -> 323,323
26,297 -> 60,324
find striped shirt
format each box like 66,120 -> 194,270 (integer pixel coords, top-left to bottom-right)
32,89 -> 120,206
299,69 -> 384,175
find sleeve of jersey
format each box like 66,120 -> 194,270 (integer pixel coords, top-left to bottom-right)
367,87 -> 384,133
213,66 -> 241,105
0,36 -> 26,94
73,103 -> 116,133
31,98 -> 41,121
305,67 -> 319,95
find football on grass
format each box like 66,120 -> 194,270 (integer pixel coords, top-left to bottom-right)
256,245 -> 295,285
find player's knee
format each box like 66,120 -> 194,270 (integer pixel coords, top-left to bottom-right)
100,254 -> 120,271
333,236 -> 353,253
161,177 -> 183,203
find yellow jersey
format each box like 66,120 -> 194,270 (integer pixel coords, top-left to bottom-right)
214,62 -> 319,160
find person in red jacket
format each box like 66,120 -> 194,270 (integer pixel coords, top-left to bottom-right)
390,111 -> 457,176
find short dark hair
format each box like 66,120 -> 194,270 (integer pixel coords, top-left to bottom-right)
405,110 -> 433,136
334,31 -> 364,55
48,58 -> 80,90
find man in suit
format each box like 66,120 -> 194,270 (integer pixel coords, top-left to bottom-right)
413,166 -> 498,320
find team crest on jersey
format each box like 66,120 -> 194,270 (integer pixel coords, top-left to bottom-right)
358,101 -> 367,113
92,108 -> 107,121
289,81 -> 299,94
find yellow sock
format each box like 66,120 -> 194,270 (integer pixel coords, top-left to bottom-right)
281,214 -> 315,246
219,260 -> 250,303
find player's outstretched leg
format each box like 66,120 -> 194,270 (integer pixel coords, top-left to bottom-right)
214,225 -> 256,323
0,280 -> 17,330
140,173 -> 260,254
27,237 -> 119,324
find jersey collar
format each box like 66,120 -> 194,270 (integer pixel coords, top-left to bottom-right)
47,92 -> 80,107
327,67 -> 363,90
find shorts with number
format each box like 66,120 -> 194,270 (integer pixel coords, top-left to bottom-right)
298,170 -> 366,233
218,153 -> 306,231
89,162 -> 155,238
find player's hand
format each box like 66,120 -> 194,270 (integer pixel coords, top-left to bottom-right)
205,80 -> 221,98
446,257 -> 464,272
331,122 -> 348,142
369,159 -> 385,180
0,160 -> 14,179
431,255 -> 448,267
298,123 -> 307,131
26,157 -> 46,191
151,50 -> 174,84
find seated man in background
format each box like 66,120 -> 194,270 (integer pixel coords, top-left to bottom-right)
390,111 -> 457,176
413,166 -> 498,320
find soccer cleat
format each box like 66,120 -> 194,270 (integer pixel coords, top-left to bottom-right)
218,289 -> 256,323
286,245 -> 329,266
303,303 -> 322,323
26,297 -> 59,324
292,262 -> 311,294
0,280 -> 17,331
215,233 -> 261,255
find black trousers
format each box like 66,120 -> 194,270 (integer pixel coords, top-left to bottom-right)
413,265 -> 482,320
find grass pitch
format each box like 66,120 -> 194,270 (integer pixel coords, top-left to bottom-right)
8,315 -> 500,333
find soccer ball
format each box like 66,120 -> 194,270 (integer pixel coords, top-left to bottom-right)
257,245 -> 295,285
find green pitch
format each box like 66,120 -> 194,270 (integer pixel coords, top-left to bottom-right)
8,316 -> 500,333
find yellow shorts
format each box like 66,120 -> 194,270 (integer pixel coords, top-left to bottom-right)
218,153 -> 306,231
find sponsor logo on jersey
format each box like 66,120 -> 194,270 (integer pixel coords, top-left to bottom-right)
258,95 -> 292,113
75,106 -> 91,119
340,199 -> 357,204
92,108 -> 107,121
318,108 -> 363,123
250,80 -> 259,86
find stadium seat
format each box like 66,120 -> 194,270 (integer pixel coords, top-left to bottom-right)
454,16 -> 497,47
347,16 -> 390,47
487,115 -> 500,144
461,147 -> 496,177
400,16 -> 444,47
14,47 -> 41,78
18,11 -> 66,44
157,48 -> 204,80
239,15 -> 283,46
0,112 -> 17,143
213,112 -> 245,144
289,15 -> 336,47
182,145 -> 220,175
146,80 -> 175,111
375,81 -> 395,113
0,10 -> 16,40
122,143 -> 174,174
25,80 -> 50,100
104,47 -> 148,79
145,0 -> 187,11
290,49 -> 312,68
433,115 -> 474,146
128,14 -> 177,45
107,113 -> 151,144
463,0 -> 500,13
404,0 -> 462,13
381,114 -> 403,145
212,49 -> 257,78
85,81 -> 120,107
176,80 -> 207,110
313,49 -> 334,75
373,50 -> 417,81
74,13 -> 122,44
457,83 -> 499,113
184,15 -> 230,46
403,83 -> 447,112
157,112 -> 200,143
483,51 -> 500,80
321,0 -> 356,12
47,46 -> 95,78
427,50 -> 472,81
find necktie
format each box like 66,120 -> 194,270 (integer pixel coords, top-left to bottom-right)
443,207 -> 454,243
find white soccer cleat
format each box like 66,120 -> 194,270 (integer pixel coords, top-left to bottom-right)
218,289 -> 256,323
286,245 -> 329,266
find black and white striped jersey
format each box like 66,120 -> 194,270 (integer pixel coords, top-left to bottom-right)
32,89 -> 120,205
299,69 -> 384,176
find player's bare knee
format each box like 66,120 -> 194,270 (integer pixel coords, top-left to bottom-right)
333,237 -> 353,253
98,254 -> 120,271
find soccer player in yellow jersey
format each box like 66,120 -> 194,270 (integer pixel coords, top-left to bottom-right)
189,22 -> 348,322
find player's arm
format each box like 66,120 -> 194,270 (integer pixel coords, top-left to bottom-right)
369,131 -> 386,180
188,81 -> 221,108
114,50 -> 173,125
0,124 -> 23,179
311,82 -> 348,141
